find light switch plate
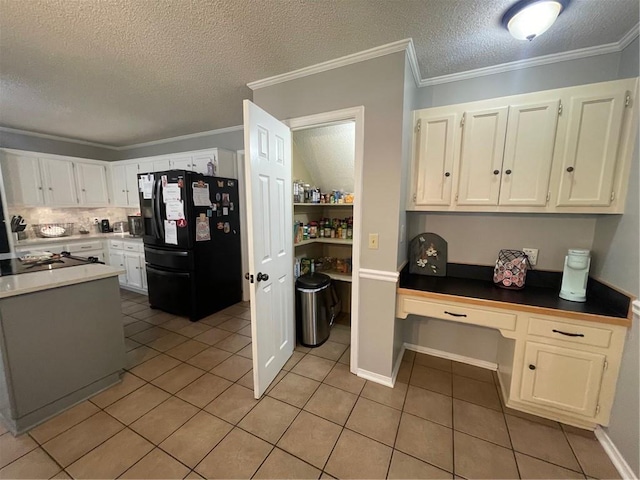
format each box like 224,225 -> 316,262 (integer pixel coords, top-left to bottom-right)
368,233 -> 379,249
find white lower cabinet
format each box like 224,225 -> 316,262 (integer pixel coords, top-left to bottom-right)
108,239 -> 146,293
520,341 -> 605,417
124,252 -> 144,290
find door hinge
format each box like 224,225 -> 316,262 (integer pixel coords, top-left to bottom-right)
412,193 -> 416,202
460,114 -> 465,127
416,119 -> 421,132
245,273 -> 254,284
603,360 -> 608,371
546,192 -> 550,203
558,102 -> 563,115
611,191 -> 615,202
455,193 -> 459,202
625,93 -> 631,107
596,404 -> 601,415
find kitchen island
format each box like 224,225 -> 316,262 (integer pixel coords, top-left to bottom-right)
0,261 -> 126,434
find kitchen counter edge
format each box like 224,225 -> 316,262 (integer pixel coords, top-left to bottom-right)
0,264 -> 126,299
15,233 -> 144,247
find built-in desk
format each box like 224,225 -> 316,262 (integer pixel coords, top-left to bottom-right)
396,265 -> 633,430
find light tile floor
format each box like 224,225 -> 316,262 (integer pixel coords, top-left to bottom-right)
0,290 -> 622,479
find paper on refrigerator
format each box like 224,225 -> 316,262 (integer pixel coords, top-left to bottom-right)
166,200 -> 185,220
163,184 -> 181,202
139,174 -> 155,199
192,182 -> 211,206
164,220 -> 178,245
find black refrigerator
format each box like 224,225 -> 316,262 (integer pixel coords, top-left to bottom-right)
138,170 -> 242,321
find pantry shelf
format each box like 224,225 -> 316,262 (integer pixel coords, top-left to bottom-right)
324,270 -> 352,283
293,203 -> 353,207
294,238 -> 353,247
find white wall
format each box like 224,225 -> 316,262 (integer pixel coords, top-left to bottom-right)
408,213 -> 597,271
591,36 -> 640,477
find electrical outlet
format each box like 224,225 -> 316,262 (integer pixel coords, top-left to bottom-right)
523,248 -> 538,266
368,233 -> 379,249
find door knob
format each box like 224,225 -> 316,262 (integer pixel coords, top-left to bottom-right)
529,364 -> 536,370
257,272 -> 269,282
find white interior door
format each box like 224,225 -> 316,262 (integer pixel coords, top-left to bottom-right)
243,100 -> 294,399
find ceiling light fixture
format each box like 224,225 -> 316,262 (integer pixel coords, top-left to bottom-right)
502,0 -> 569,41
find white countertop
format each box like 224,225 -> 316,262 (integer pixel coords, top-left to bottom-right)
0,264 -> 125,299
15,233 -> 143,247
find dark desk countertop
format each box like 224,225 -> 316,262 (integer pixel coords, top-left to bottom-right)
398,264 -> 631,321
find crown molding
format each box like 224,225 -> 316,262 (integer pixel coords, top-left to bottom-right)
0,126 -> 118,150
247,39 -> 413,91
420,24 -> 640,87
619,22 -> 640,50
122,125 -> 244,150
404,39 -> 422,87
0,125 -> 244,151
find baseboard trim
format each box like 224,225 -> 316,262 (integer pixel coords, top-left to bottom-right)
403,343 -> 498,371
594,426 -> 638,480
390,344 -> 406,386
357,368 -> 394,388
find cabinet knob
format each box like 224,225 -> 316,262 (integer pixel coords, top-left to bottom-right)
38,186 -> 43,190
566,166 -> 575,173
505,169 -> 512,175
493,170 -> 500,175
49,187 -> 53,191
444,172 -> 451,177
528,364 -> 536,370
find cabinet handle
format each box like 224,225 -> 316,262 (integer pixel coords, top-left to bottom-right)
444,172 -> 451,177
529,364 -> 536,370
493,170 -> 500,175
566,166 -> 575,173
444,311 -> 467,318
552,329 -> 584,337
505,169 -> 512,175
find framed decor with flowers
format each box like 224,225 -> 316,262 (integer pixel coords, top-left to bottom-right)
409,233 -> 447,276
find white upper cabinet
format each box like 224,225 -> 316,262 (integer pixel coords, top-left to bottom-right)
499,100 -> 559,206
556,89 -> 627,207
409,77 -> 638,214
40,157 -> 79,206
171,156 -> 193,171
75,162 -> 110,206
112,163 -> 143,208
0,154 -> 45,206
152,158 -> 172,172
412,113 -> 457,206
111,164 -> 129,207
457,106 -> 508,206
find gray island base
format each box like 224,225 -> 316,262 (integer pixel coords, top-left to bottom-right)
0,274 -> 125,435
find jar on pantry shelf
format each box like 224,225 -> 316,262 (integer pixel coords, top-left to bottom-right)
303,184 -> 311,203
303,225 -> 309,240
309,221 -> 318,238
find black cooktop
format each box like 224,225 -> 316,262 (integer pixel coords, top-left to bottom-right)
0,252 -> 103,277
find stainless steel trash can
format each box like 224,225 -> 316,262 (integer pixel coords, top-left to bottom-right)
296,273 -> 333,347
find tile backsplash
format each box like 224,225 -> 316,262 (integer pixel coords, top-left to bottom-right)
10,207 -> 139,239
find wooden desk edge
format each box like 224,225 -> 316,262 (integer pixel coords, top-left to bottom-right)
397,288 -> 632,328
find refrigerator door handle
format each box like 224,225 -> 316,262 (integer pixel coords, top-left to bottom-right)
153,179 -> 164,240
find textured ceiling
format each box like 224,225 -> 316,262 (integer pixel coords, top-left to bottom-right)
0,0 -> 638,147
293,123 -> 355,194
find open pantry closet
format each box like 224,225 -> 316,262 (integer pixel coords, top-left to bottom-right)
292,121 -> 356,330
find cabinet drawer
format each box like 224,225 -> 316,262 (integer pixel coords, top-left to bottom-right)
123,241 -> 143,253
68,241 -> 103,253
401,297 -> 517,331
109,240 -> 124,250
527,317 -> 612,348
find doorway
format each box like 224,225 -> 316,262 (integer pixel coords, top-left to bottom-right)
288,107 -> 364,375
